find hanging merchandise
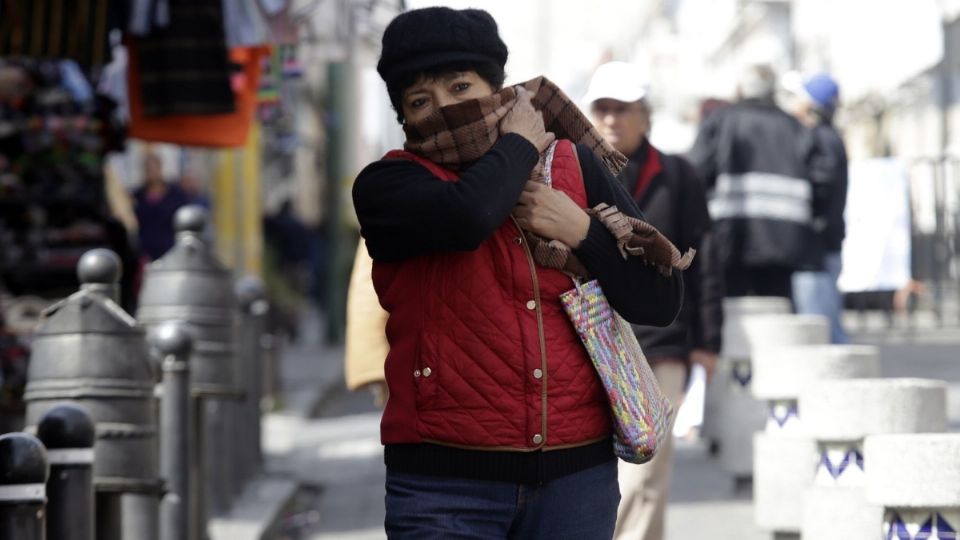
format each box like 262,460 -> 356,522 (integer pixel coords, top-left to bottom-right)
0,59 -> 137,308
129,0 -> 235,117
257,0 -> 299,45
127,45 -> 270,147
0,0 -> 115,68
223,0 -> 270,48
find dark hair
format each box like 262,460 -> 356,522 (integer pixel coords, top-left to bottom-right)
386,60 -> 506,123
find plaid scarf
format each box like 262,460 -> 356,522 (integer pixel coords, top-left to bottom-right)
403,76 -> 693,278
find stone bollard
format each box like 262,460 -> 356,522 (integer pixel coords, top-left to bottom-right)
751,345 -> 880,535
37,404 -> 95,540
137,205 -> 241,534
0,432 -> 48,540
153,324 -> 194,540
801,379 -> 948,539
703,297 -> 792,454
716,313 -> 829,480
24,249 -> 161,540
235,276 -> 268,488
865,434 -> 960,538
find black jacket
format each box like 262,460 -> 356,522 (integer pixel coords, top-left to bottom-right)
809,121 -> 848,253
688,99 -> 825,271
620,141 -> 723,363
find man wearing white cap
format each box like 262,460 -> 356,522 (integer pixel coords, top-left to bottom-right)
584,61 -> 722,540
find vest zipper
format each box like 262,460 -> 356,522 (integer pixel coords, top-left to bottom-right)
510,217 -> 549,448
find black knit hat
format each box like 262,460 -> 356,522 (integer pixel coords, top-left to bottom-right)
376,7 -> 508,90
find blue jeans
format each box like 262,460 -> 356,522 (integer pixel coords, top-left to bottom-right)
793,251 -> 848,344
384,460 -> 620,539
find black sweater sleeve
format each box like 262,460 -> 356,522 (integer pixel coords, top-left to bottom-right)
572,144 -> 684,327
673,156 -> 722,352
352,134 -> 539,262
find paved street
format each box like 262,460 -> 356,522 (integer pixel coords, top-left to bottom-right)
260,313 -> 960,540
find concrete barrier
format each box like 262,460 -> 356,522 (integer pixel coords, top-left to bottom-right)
702,297 -> 791,450
801,379 -> 947,442
753,433 -> 817,531
802,486 -> 882,539
800,379 -> 948,539
717,314 -> 829,478
865,434 -> 960,537
752,345 -> 879,533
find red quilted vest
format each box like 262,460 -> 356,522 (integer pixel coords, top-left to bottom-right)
372,140 -> 611,450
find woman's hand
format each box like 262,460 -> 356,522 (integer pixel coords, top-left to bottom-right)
513,181 -> 590,247
500,87 -> 556,152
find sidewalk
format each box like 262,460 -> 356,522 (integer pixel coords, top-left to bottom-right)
212,308 -> 960,539
209,313 -> 351,540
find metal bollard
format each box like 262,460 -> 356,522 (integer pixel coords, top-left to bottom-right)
37,404 -> 95,540
24,249 -> 161,540
137,206 -> 242,534
236,276 -> 267,486
0,432 -> 48,540
154,323 -> 194,540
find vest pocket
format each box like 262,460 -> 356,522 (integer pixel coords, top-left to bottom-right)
414,331 -> 439,408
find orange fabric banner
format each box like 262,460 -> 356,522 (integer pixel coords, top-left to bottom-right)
127,45 -> 271,147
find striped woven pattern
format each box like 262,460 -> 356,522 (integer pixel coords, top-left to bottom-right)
560,279 -> 673,464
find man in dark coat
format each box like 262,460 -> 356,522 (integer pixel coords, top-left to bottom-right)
585,61 -> 723,540
688,64 -> 824,301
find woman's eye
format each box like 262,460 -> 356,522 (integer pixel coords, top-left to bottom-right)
453,82 -> 471,92
409,97 -> 427,108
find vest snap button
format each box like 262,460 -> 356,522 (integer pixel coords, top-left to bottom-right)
533,368 -> 543,379
514,236 -> 522,245
422,367 -> 432,377
532,434 -> 543,445
413,369 -> 421,378
526,300 -> 536,310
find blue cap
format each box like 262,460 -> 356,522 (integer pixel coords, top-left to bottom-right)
803,73 -> 839,111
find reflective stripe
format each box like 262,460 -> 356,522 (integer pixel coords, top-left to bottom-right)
46,448 -> 94,465
710,196 -> 812,223
0,484 -> 45,502
710,172 -> 812,223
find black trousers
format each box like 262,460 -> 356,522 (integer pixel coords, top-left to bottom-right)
724,265 -> 794,300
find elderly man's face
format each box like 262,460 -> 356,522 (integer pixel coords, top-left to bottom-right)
589,98 -> 650,156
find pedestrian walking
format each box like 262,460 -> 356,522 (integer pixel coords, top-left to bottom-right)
688,64 -> 824,301
785,72 -> 849,343
133,150 -> 189,261
584,61 -> 723,540
353,7 -> 686,538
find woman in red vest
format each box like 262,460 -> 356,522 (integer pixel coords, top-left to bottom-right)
353,7 -> 684,538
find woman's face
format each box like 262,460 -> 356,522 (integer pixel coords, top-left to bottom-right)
401,70 -> 495,123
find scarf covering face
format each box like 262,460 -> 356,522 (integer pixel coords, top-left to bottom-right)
402,76 -> 694,278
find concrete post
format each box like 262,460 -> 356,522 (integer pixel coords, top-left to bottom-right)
751,345 -> 880,534
235,276 -> 267,487
155,324 -> 194,540
865,434 -> 960,538
717,314 -> 829,480
703,297 -> 791,453
36,404 -> 95,540
0,433 -> 48,540
801,379 -> 948,539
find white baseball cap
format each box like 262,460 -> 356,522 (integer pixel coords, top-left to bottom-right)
581,61 -> 650,106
